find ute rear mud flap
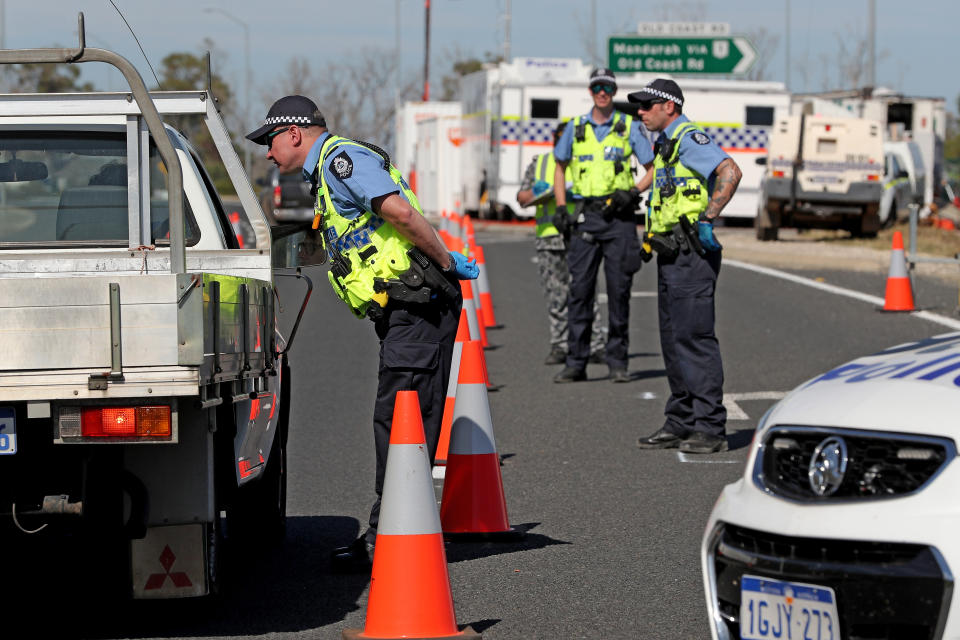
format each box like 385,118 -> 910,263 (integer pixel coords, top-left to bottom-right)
131,524 -> 209,598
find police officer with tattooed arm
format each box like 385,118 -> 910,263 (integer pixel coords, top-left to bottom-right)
248,96 -> 478,570
629,80 -> 742,454
552,68 -> 655,384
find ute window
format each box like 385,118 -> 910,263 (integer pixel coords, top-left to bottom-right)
0,130 -> 199,247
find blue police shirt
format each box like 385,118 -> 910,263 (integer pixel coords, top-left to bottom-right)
657,115 -> 730,193
553,110 -> 655,198
302,132 -> 404,220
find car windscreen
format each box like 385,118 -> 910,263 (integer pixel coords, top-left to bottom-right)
0,130 -> 198,247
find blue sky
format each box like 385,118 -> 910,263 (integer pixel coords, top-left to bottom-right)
2,0 -> 956,132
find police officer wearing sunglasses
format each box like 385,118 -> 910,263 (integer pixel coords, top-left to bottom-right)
248,95 -> 478,569
552,68 -> 655,384
629,79 -> 742,454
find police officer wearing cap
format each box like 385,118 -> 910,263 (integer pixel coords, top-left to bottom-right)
248,95 -> 479,569
516,122 -> 607,366
552,68 -> 655,384
628,79 -> 742,454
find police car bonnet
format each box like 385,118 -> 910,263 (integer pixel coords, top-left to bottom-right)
247,95 -> 327,145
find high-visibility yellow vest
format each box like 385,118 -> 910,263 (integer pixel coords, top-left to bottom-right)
315,135 -> 423,319
569,112 -> 635,197
533,153 -> 574,238
649,122 -> 710,234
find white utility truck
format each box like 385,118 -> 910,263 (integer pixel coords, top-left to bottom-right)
756,113 -> 885,240
0,17 -> 320,598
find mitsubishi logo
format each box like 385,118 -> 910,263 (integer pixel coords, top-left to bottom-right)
808,436 -> 848,497
144,545 -> 193,590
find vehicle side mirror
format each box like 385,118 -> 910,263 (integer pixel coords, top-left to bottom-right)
271,223 -> 327,269
896,170 -> 909,179
755,156 -> 767,166
0,159 -> 48,182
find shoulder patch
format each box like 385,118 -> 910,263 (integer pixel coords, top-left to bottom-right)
691,131 -> 711,145
331,151 -> 354,179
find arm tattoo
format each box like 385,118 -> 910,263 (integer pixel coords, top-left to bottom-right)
704,158 -> 742,219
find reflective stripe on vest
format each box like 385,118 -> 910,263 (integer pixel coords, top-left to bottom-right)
569,112 -> 635,198
316,135 -> 422,318
533,153 -> 574,238
649,122 -> 710,234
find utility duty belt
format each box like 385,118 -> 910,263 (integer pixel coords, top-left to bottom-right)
647,216 -> 705,259
372,247 -> 459,307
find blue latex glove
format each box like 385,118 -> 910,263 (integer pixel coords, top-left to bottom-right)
446,251 -> 479,279
697,221 -> 722,252
532,180 -> 551,197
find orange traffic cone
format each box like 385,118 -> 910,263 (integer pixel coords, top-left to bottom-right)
440,341 -> 521,541
473,246 -> 500,329
463,216 -> 476,249
882,231 -> 915,312
461,281 -> 489,348
435,311 -> 471,466
343,391 -> 481,640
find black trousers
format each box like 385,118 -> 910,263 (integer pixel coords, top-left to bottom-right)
364,290 -> 461,543
657,248 -> 726,437
566,212 -> 642,370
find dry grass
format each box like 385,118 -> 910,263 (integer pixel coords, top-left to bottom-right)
800,222 -> 960,258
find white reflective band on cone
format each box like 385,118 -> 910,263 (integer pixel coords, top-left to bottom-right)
889,248 -> 909,278
378,443 -> 443,535
463,295 -> 481,342
449,384 -> 498,455
445,341 -> 464,398
477,260 -> 492,298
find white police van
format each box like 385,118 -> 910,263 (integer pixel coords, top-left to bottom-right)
702,333 -> 960,640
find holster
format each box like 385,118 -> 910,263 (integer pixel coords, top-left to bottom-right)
648,232 -> 679,259
678,216 -> 706,257
372,248 -> 458,305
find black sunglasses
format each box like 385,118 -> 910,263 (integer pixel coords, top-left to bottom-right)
266,126 -> 291,150
590,83 -> 616,95
636,99 -> 666,111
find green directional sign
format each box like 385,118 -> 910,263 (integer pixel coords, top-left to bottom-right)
608,36 -> 757,75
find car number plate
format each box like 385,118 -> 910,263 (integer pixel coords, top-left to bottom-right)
740,575 -> 839,640
0,407 -> 16,455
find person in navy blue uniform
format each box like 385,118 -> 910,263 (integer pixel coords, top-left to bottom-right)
248,96 -> 478,568
629,79 -> 742,454
552,68 -> 655,384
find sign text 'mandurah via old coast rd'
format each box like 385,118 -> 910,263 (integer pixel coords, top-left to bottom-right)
608,36 -> 757,75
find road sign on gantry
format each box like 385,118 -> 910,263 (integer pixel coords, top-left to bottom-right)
608,35 -> 757,75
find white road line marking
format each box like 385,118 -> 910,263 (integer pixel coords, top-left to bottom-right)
677,452 -> 741,464
726,259 -> 960,331
724,391 -> 788,420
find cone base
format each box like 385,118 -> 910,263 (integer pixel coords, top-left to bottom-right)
342,624 -> 482,640
443,527 -> 525,543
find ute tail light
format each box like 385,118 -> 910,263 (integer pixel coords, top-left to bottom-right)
867,174 -> 881,181
273,185 -> 282,207
772,170 -> 785,178
59,405 -> 172,440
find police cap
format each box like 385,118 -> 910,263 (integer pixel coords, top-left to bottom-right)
247,95 -> 327,145
627,79 -> 684,107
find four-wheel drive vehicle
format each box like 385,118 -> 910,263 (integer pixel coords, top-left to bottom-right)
884,139 -> 927,208
702,333 -> 960,640
756,115 -> 885,240
0,22 -> 321,599
258,166 -> 314,224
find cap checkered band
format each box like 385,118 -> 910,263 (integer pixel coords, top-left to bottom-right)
262,115 -> 317,126
589,73 -> 617,87
642,86 -> 683,106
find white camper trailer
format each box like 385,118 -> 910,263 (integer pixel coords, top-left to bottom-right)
456,57 -> 790,220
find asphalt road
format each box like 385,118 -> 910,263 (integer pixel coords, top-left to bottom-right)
26,225 -> 959,639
